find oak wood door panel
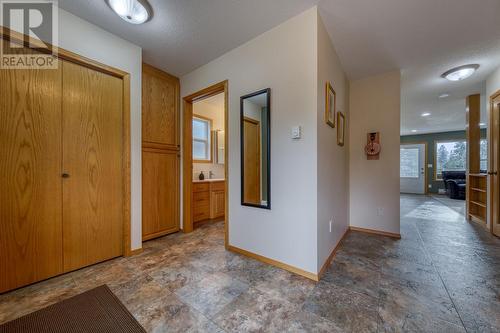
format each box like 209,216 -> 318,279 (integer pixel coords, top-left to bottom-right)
491,94 -> 500,237
243,119 -> 261,205
0,58 -> 63,293
210,190 -> 225,219
142,148 -> 180,240
142,64 -> 179,147
62,61 -> 123,272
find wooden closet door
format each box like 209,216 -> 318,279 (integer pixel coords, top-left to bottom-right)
142,148 -> 180,240
142,63 -> 180,240
62,61 -> 123,272
142,63 -> 179,147
0,56 -> 63,292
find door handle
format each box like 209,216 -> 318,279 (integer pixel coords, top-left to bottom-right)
62,173 -> 70,178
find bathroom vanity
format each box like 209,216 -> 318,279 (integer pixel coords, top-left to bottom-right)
192,179 -> 225,223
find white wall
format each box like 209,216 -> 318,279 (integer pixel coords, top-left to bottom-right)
486,66 -> 500,228
316,13 -> 350,270
181,7 -> 318,274
349,71 -> 401,235
58,10 -> 143,250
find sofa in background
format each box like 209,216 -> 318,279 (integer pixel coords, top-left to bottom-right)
442,171 -> 466,200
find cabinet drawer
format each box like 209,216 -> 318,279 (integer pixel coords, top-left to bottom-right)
193,204 -> 210,222
193,182 -> 210,192
210,181 -> 225,192
193,191 -> 209,204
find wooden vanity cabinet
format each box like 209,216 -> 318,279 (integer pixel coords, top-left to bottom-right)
193,181 -> 225,223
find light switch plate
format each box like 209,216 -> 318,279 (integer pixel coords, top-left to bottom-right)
291,126 -> 301,139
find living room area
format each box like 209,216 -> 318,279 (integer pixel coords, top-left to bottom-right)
400,50 -> 499,228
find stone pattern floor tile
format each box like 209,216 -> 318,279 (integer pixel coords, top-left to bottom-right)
1,195 -> 500,332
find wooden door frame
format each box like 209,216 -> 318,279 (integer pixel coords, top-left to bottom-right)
183,81 -> 229,248
489,90 -> 500,236
1,27 -> 133,256
400,142 -> 428,194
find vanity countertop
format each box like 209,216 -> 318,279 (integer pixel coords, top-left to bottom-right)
193,179 -> 225,183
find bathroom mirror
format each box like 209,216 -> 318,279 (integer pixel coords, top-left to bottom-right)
240,88 -> 271,209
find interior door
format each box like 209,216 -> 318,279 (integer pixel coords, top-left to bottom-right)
491,94 -> 500,237
62,61 -> 124,272
400,144 -> 426,194
0,54 -> 63,293
243,118 -> 261,204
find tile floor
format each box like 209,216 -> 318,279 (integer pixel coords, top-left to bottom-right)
1,195 -> 499,332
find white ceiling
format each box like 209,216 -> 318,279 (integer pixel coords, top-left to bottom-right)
58,0 -> 319,77
59,0 -> 500,135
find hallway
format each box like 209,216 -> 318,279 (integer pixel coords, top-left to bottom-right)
1,195 -> 499,332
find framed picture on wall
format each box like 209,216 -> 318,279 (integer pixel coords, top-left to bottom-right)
337,111 -> 345,146
325,82 -> 336,128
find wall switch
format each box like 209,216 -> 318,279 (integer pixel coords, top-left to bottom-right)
329,220 -> 332,233
291,126 -> 302,139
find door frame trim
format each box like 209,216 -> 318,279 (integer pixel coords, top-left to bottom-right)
489,90 -> 500,235
182,81 -> 229,248
400,142 -> 428,194
1,27 -> 133,256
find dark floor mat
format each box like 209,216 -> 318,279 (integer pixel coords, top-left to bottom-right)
0,285 -> 146,333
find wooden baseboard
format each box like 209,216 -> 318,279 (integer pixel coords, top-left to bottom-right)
349,226 -> 401,239
128,248 -> 144,256
317,228 -> 350,279
227,245 -> 319,282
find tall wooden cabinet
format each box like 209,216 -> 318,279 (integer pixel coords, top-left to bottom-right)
0,46 -> 128,293
142,64 -> 180,241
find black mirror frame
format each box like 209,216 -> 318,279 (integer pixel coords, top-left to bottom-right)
240,88 -> 271,210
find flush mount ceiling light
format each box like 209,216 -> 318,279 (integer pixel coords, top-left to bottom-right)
107,0 -> 152,24
439,93 -> 450,98
441,64 -> 479,82
421,112 -> 431,117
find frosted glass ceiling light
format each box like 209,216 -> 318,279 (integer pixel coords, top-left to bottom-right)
441,64 -> 479,82
107,0 -> 152,24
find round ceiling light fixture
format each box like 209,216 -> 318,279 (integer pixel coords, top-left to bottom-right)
441,64 -> 479,82
107,0 -> 152,24
421,112 -> 431,117
438,93 -> 450,98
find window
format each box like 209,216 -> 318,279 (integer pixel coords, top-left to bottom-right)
400,147 -> 419,178
480,139 -> 488,171
435,140 -> 466,180
193,116 -> 211,162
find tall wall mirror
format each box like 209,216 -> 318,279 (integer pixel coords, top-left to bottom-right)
240,88 -> 271,209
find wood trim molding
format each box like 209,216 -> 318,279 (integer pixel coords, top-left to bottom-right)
227,245 -> 319,281
317,228 -> 350,279
1,26 -> 133,258
129,248 -> 144,256
349,226 -> 401,239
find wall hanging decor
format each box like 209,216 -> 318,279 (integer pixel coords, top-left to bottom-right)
365,132 -> 381,160
325,82 -> 336,128
337,111 -> 345,146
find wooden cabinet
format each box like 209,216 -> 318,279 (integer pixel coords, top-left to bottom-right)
192,181 -> 225,223
142,64 -> 180,240
0,47 -> 127,293
142,148 -> 180,241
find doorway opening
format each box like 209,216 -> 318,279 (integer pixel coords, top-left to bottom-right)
400,143 -> 428,194
183,81 -> 229,247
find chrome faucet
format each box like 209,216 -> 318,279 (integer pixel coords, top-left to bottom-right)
209,171 -> 215,179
